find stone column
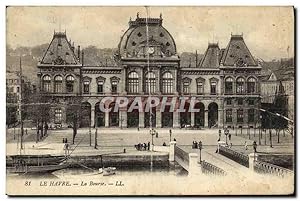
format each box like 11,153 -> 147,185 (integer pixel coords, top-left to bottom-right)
122,67 -> 127,94
218,108 -> 224,128
90,108 -> 95,127
173,112 -> 180,128
157,69 -> 161,94
188,153 -> 201,177
204,110 -> 209,128
156,111 -> 162,128
169,141 -> 176,162
139,67 -> 144,94
119,110 -> 127,128
191,112 -> 195,127
248,153 -> 257,171
139,112 -> 145,128
105,111 -> 109,127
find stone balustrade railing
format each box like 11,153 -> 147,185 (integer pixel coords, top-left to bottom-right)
254,160 -> 294,178
219,145 -> 249,167
201,160 -> 226,176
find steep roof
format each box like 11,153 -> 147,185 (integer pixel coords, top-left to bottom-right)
117,15 -> 177,59
200,43 -> 220,68
40,31 -> 79,65
221,34 -> 257,67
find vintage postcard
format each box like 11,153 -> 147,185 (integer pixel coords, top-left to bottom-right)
6,6 -> 295,196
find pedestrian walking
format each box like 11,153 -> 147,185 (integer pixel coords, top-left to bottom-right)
173,138 -> 176,141
253,141 -> 257,153
218,129 -> 221,138
148,142 -> 150,150
244,141 -> 248,150
229,133 -> 231,141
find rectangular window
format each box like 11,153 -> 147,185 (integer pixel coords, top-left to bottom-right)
248,109 -> 255,123
210,82 -> 216,95
97,81 -> 104,94
237,98 -> 243,105
197,82 -> 203,94
237,109 -> 244,123
83,81 -> 90,94
226,98 -> 232,105
112,81 -> 118,94
54,109 -> 62,124
248,99 -> 255,105
226,109 -> 232,123
183,82 -> 190,94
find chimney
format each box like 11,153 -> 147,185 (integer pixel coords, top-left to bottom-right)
77,45 -> 81,62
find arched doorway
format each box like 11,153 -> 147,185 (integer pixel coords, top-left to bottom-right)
80,102 -> 91,127
162,105 -> 173,127
95,102 -> 105,127
208,102 -> 218,128
145,107 -> 156,128
195,102 -> 205,127
127,102 -> 139,128
109,102 -> 119,127
180,102 -> 191,127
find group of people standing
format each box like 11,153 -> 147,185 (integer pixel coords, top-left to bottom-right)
192,141 -> 202,149
135,142 -> 151,151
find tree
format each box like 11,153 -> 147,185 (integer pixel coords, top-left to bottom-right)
66,98 -> 83,144
25,92 -> 50,142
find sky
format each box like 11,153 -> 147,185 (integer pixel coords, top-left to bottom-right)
6,6 -> 294,61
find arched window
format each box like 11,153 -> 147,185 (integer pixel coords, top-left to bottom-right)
145,72 -> 156,94
42,75 -> 51,92
66,75 -> 75,93
128,71 -> 139,94
247,77 -> 256,94
54,75 -> 63,93
225,77 -> 234,94
236,77 -> 245,94
162,72 -> 173,94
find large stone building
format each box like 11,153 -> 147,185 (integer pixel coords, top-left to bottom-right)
37,14 -> 262,129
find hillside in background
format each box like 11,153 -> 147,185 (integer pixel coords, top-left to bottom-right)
6,44 -> 294,84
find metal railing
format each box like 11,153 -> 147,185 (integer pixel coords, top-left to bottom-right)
201,160 -> 226,176
219,145 -> 249,167
254,160 -> 294,178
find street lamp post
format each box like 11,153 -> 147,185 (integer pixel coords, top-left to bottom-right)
94,114 -> 98,149
269,113 -> 273,148
150,129 -> 155,149
198,141 -> 203,163
89,126 -> 92,146
169,129 -> 172,142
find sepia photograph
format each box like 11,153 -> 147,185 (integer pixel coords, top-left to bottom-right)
5,6 -> 295,196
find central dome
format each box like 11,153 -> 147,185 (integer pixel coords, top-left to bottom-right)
118,14 -> 177,59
